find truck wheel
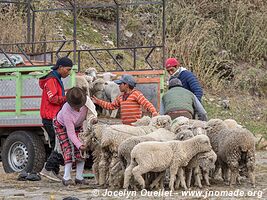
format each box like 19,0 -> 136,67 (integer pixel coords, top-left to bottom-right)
2,131 -> 46,173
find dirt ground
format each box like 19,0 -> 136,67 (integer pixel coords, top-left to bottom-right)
0,150 -> 266,200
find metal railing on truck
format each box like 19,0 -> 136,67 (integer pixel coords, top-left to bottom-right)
0,64 -> 77,127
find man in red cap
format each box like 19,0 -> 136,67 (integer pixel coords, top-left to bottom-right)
165,57 -> 203,102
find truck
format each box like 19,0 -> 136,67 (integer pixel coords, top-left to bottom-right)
0,63 -> 77,173
0,0 -> 166,173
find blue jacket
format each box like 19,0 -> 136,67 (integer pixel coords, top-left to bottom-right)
171,68 -> 203,102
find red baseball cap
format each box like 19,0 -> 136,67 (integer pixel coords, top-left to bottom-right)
165,58 -> 180,69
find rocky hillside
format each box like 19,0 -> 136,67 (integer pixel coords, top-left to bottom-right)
0,0 -> 266,148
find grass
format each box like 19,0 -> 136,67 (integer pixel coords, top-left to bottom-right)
0,0 -> 266,146
203,92 -> 267,149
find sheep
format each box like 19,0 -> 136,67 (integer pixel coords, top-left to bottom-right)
224,119 -> 242,129
170,116 -> 190,133
90,78 -> 109,116
148,115 -> 172,130
103,81 -> 120,118
99,125 -> 157,187
75,74 -> 90,96
118,128 -> 178,169
84,67 -> 97,82
132,116 -> 151,126
206,119 -> 256,187
130,115 -> 171,130
174,129 -> 217,188
189,119 -> 208,135
99,72 -> 118,82
124,135 -> 212,191
92,115 -> 172,187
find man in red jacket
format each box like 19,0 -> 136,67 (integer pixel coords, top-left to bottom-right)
39,57 -> 73,181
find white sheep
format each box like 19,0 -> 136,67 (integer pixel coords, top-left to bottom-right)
175,129 -> 217,188
75,74 -> 90,96
118,128 -> 178,169
132,116 -> 151,126
103,81 -> 121,118
99,125 -> 157,187
98,72 -> 118,82
148,115 -> 172,130
224,118 -> 242,129
189,119 -> 208,135
124,135 -> 212,191
206,118 -> 256,187
84,67 -> 97,82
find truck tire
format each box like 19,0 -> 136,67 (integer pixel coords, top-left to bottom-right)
2,130 -> 46,173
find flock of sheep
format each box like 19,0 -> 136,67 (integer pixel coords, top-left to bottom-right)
73,68 -> 256,191
79,114 -> 256,191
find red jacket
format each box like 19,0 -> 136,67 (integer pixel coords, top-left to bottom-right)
39,71 -> 66,120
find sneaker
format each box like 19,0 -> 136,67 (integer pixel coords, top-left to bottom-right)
17,171 -> 28,181
26,173 -> 41,181
62,179 -> 75,186
75,178 -> 89,185
40,168 -> 61,182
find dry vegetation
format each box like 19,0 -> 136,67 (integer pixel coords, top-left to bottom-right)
0,0 -> 266,146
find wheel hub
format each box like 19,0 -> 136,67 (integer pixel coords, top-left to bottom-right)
8,142 -> 29,171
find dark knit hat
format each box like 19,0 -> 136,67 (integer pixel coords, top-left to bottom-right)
51,57 -> 73,70
168,78 -> 182,89
66,87 -> 86,108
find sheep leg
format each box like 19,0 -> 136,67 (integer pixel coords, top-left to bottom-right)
110,161 -> 122,188
123,159 -> 137,189
212,162 -> 221,180
178,168 -> 187,190
203,170 -> 210,186
132,166 -> 148,189
174,175 -> 181,190
92,162 -> 99,184
229,161 -> 239,186
109,156 -> 120,188
247,170 -> 255,188
149,171 -> 165,189
247,155 -> 256,187
186,168 -> 193,188
169,165 -> 180,191
98,151 -> 109,186
193,167 -> 202,188
221,163 -> 230,183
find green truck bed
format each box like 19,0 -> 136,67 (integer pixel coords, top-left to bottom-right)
0,65 -> 77,127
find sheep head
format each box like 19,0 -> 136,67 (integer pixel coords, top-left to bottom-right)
206,118 -> 227,135
132,116 -> 151,126
84,67 -> 97,81
175,129 -> 194,141
149,115 -> 172,129
92,78 -> 106,92
194,135 -> 212,153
